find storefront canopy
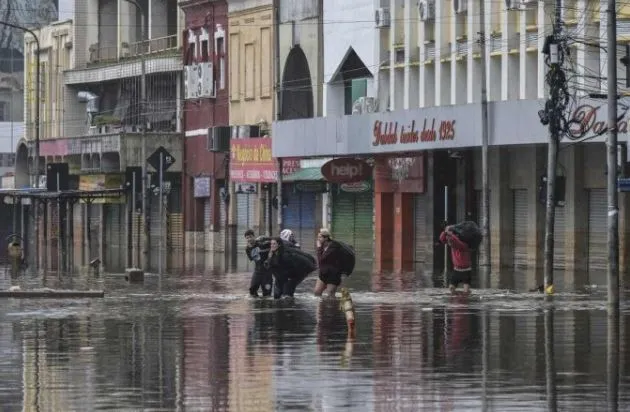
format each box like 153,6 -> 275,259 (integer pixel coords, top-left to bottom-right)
283,167 -> 324,182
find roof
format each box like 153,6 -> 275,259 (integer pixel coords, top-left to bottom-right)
283,167 -> 324,182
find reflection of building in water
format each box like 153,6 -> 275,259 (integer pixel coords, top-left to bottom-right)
227,301 -> 274,411
181,304 -> 230,409
372,305 -> 437,410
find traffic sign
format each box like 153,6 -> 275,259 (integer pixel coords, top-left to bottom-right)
147,146 -> 176,172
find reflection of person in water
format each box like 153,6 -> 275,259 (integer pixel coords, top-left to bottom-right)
443,295 -> 475,369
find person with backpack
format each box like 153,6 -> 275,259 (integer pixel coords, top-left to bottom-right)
244,229 -> 273,298
439,224 -> 473,295
279,228 -> 301,249
265,237 -> 316,299
314,228 -> 355,297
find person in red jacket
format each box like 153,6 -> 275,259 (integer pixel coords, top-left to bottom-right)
439,225 -> 472,294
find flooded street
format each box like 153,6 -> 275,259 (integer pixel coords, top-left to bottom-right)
1,257 -> 630,411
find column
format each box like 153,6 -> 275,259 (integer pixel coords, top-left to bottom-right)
489,147 -> 512,286
374,158 -> 394,272
528,146 -> 546,289
564,145 -> 588,286
393,192 -> 414,273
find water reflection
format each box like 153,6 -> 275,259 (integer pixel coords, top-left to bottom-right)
0,271 -> 628,411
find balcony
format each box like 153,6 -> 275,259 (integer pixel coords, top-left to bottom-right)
89,34 -> 180,66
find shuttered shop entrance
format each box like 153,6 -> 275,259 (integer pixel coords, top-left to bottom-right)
104,204 -> 125,273
87,204 -> 101,263
414,194 -> 428,264
149,195 -> 164,273
284,186 -> 317,254
236,192 -> 257,249
332,187 -> 373,264
588,188 -> 607,281
203,198 -> 212,231
554,205 -> 566,269
513,189 -> 528,268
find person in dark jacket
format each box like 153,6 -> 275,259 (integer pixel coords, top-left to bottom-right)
280,228 -> 301,249
265,237 -> 314,299
314,228 -> 345,297
439,225 -> 472,295
244,229 -> 273,297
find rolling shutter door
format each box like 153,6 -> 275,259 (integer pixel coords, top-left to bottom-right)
204,198 -> 212,231
588,188 -> 607,280
236,193 -> 256,248
553,205 -> 566,269
88,203 -> 101,263
513,189 -> 528,268
104,204 -> 124,273
414,194 -> 428,263
284,186 -> 317,254
149,195 -> 163,273
332,188 -> 374,263
73,203 -> 84,269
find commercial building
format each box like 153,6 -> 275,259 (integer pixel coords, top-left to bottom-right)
179,0 -> 230,254
273,0 -> 630,289
18,0 -> 186,273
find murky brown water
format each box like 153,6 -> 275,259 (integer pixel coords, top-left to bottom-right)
0,255 -> 629,411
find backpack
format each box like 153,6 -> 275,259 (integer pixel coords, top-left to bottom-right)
334,240 -> 356,276
285,247 -> 317,274
451,220 -> 483,249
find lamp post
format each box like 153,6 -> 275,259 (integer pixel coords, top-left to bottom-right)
1,21 -> 41,270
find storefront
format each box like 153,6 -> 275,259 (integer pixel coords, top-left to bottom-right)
587,188 -> 607,278
331,181 -> 374,262
235,183 -> 258,248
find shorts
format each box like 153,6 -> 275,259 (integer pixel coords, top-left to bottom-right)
319,270 -> 342,286
449,269 -> 472,286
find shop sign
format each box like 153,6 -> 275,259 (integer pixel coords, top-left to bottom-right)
340,181 -> 371,193
283,158 -> 301,175
193,176 -> 211,198
79,174 -> 125,204
567,104 -> 629,140
372,118 -> 456,147
230,138 -> 277,183
321,158 -> 372,183
296,181 -> 327,193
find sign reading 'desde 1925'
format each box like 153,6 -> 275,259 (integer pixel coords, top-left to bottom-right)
321,158 -> 372,183
372,118 -> 456,147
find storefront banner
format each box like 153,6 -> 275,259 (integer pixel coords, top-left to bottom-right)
230,138 -> 277,183
79,174 -> 124,204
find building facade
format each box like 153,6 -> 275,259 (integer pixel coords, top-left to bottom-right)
180,0 -> 230,254
272,0 -> 630,290
18,0 -> 186,274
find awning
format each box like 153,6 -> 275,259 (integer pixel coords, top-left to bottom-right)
283,167 -> 324,182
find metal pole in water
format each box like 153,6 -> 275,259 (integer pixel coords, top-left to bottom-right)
606,0 -> 620,311
443,185 -> 448,286
158,152 -> 163,276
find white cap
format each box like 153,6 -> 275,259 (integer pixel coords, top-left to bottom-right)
280,229 -> 293,242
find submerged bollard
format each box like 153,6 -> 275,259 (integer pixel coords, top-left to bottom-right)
339,288 -> 356,339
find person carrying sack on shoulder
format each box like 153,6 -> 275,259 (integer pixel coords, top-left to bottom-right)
315,228 -> 346,297
439,225 -> 472,295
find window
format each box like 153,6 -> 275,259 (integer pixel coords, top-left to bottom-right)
201,39 -> 209,61
216,37 -> 225,90
244,43 -> 255,100
0,102 -> 7,121
260,27 -> 271,98
344,78 -> 367,115
229,33 -> 240,100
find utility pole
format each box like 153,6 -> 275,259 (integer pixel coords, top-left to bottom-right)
542,0 -> 564,291
478,0 -> 491,288
141,57 -> 149,271
606,0 -> 620,311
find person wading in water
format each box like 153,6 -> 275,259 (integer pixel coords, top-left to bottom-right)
314,228 -> 347,297
439,225 -> 472,295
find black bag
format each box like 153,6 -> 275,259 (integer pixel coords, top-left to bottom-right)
333,240 -> 356,276
285,247 -> 317,274
451,220 -> 482,249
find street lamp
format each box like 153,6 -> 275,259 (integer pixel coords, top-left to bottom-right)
0,21 -> 41,271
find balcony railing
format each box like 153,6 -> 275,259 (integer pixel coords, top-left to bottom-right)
88,34 -> 180,66
127,34 -> 179,57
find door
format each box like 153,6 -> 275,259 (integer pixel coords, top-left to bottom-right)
513,189 -> 528,268
588,188 -> 607,281
553,205 -> 566,269
283,185 -> 317,254
332,188 -> 374,265
414,194 -> 428,264
236,192 -> 257,248
104,204 -> 125,273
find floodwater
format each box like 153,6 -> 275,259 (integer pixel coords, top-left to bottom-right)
0,255 -> 630,411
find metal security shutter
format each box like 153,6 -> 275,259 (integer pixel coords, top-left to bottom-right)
588,188 -> 607,278
149,195 -> 163,273
553,205 -> 566,269
73,203 -> 84,269
104,204 -> 124,273
284,185 -> 317,254
88,203 -> 101,263
414,194 -> 428,263
513,189 -> 528,268
203,198 -> 212,231
332,188 -> 374,263
236,193 -> 256,248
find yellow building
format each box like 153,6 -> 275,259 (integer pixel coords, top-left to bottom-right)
228,1 -> 276,241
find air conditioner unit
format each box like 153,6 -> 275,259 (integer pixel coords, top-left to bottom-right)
240,125 -> 261,138
375,8 -> 390,28
207,126 -> 231,152
418,0 -> 436,21
200,62 -> 215,98
453,0 -> 467,13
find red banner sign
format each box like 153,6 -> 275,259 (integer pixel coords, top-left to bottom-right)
230,138 -> 278,182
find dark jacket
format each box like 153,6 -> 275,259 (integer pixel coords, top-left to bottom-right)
267,240 -> 316,281
246,236 -> 272,273
317,240 -> 344,278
